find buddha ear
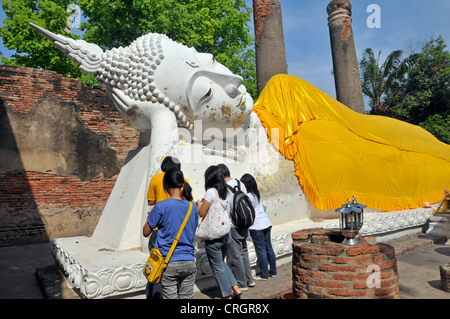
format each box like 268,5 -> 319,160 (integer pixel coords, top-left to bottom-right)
29,23 -> 103,74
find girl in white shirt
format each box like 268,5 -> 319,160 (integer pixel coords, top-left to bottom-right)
196,165 -> 242,299
240,173 -> 277,280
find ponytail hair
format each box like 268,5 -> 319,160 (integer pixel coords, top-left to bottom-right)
181,181 -> 193,202
163,168 -> 193,201
240,173 -> 260,202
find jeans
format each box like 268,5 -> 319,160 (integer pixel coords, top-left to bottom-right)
160,260 -> 196,299
226,227 -> 254,288
249,226 -> 277,279
205,233 -> 238,297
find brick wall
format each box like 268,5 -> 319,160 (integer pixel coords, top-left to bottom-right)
0,65 -> 139,245
0,65 -> 138,163
291,228 -> 400,299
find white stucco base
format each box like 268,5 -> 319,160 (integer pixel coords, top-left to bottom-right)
51,207 -> 435,299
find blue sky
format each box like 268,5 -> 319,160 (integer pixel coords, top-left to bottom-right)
275,0 -> 450,103
1,0 -> 449,108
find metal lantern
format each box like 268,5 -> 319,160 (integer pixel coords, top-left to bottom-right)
435,189 -> 450,215
335,195 -> 366,245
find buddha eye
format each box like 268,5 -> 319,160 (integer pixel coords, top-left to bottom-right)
205,88 -> 212,99
200,88 -> 212,104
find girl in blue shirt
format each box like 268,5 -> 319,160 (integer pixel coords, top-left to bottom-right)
143,168 -> 198,299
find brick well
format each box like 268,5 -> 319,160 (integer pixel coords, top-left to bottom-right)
292,228 -> 400,299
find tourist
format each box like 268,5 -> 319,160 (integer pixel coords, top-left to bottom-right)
196,165 -> 242,299
145,156 -> 189,299
147,156 -> 183,206
240,173 -> 277,280
217,164 -> 255,291
143,168 -> 198,299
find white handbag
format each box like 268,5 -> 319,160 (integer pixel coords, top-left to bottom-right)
196,189 -> 231,240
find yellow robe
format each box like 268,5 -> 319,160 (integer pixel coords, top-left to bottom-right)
253,74 -> 450,211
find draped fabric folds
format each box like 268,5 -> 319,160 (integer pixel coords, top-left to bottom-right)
253,74 -> 450,211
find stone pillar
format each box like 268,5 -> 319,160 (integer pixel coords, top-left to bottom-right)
327,0 -> 365,113
253,0 -> 288,96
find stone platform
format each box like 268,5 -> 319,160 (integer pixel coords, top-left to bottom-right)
51,207 -> 435,298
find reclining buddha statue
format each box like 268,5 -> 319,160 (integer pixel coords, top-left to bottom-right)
30,23 -> 450,253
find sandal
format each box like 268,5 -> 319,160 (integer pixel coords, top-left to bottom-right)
232,292 -> 242,299
214,296 -> 232,299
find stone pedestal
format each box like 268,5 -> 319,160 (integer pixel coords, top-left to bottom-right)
52,236 -> 148,299
292,228 -> 400,299
326,0 -> 365,113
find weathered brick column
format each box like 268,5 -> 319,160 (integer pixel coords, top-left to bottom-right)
326,0 -> 365,113
292,228 -> 400,299
253,0 -> 288,95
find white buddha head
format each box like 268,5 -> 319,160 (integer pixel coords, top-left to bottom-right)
98,33 -> 253,134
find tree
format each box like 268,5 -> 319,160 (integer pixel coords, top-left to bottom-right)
385,36 -> 450,144
420,113 -> 450,144
359,48 -> 405,115
0,0 -> 97,85
0,0 -> 256,97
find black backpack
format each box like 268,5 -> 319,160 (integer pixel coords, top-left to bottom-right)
226,180 -> 255,229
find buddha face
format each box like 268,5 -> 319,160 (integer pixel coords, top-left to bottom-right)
153,37 -> 254,134
186,52 -> 253,132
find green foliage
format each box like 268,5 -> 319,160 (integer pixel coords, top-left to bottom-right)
359,48 -> 404,114
1,0 -> 81,77
361,36 -> 450,144
1,0 -> 256,97
385,36 -> 450,144
420,113 -> 450,145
